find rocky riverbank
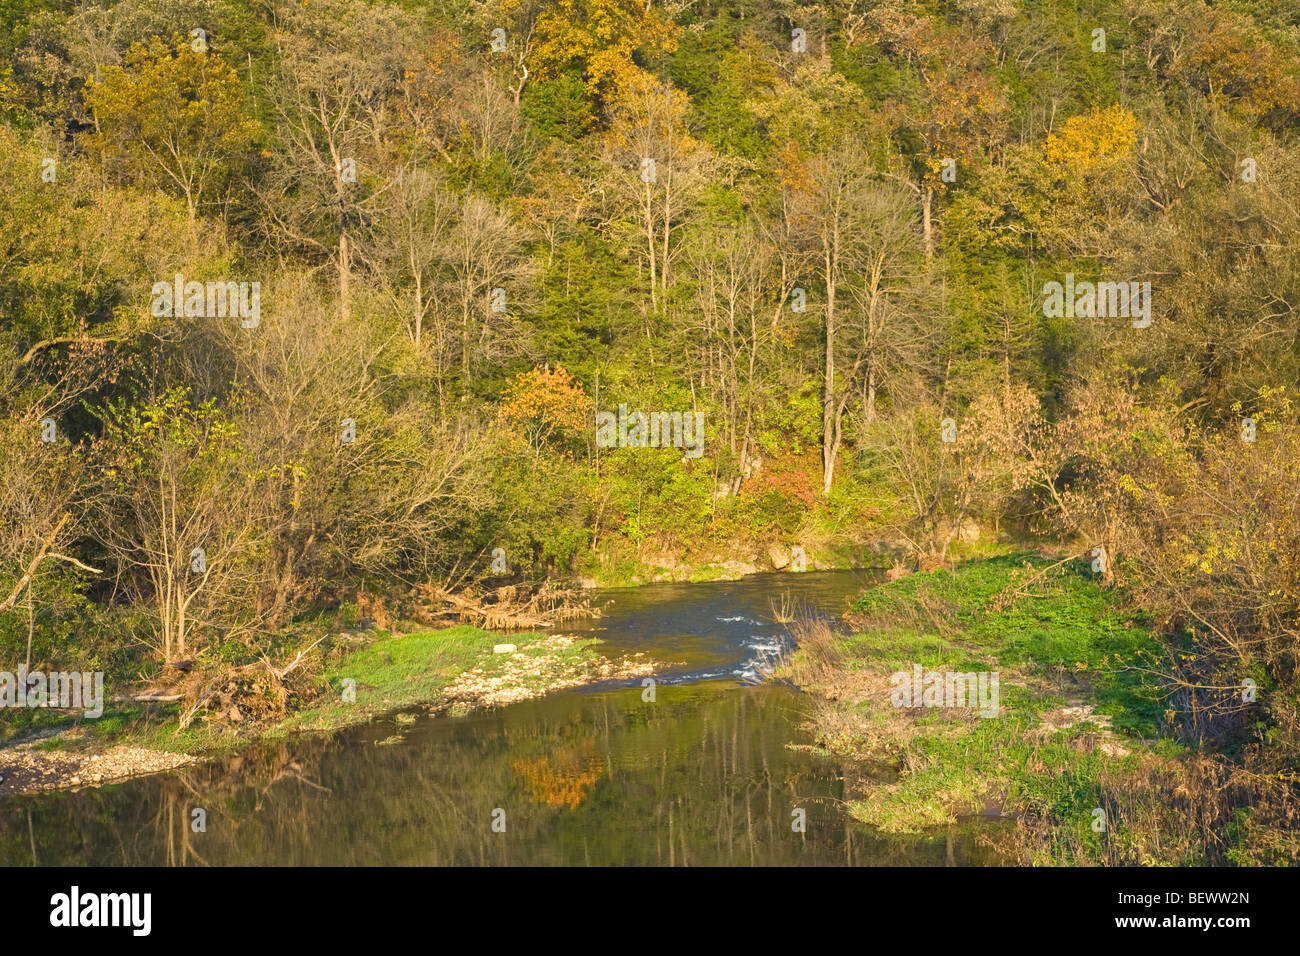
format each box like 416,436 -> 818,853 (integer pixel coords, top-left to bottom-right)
0,627 -> 671,798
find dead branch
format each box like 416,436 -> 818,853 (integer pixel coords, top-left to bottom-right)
0,514 -> 102,615
268,635 -> 327,680
18,334 -> 129,366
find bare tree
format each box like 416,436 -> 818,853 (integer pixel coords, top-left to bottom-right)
789,145 -> 923,494
89,388 -> 265,662
258,0 -> 414,323
603,75 -> 716,329
446,193 -> 533,400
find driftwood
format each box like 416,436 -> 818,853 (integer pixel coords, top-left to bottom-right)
176,684 -> 222,732
433,587 -> 550,629
19,333 -> 129,366
269,636 -> 326,680
172,637 -> 327,734
420,582 -> 599,631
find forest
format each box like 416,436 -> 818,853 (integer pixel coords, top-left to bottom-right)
1,0 -> 1298,864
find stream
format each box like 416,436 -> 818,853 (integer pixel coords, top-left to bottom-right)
0,571 -> 1010,865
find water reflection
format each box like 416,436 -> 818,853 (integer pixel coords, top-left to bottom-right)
1,572 -> 1011,865
2,682 -> 1008,866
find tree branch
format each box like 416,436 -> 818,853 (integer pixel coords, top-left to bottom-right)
0,514 -> 101,614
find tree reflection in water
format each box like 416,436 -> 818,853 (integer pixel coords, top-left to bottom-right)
1,682 -> 1010,866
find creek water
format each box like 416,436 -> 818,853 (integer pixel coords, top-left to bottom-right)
1,571 -> 1009,865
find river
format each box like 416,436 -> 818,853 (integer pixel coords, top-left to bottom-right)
1,571 -> 1009,865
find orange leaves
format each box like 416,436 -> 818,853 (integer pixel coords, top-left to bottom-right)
1175,10 -> 1300,116
873,16 -> 1009,171
739,466 -> 817,510
774,142 -> 816,193
512,743 -> 604,810
497,364 -> 594,456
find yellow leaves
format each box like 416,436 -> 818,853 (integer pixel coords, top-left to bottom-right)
1238,385 -> 1296,435
530,0 -> 678,111
83,35 -> 258,205
0,65 -> 21,111
1117,473 -> 1144,501
1043,104 -> 1137,173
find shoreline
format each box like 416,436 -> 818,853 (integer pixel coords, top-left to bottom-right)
0,627 -> 668,798
0,555 -> 974,800
775,553 -> 1293,865
0,554 -> 1002,800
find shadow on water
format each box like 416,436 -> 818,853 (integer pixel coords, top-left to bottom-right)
1,572 -> 1014,865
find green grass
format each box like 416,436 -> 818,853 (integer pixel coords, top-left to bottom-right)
287,625 -> 515,732
12,626 -> 607,758
850,553 -> 1165,734
0,705 -> 68,746
228,626 -> 603,743
790,553 -> 1179,849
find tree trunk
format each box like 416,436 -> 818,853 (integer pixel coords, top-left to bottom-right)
821,229 -> 838,496
921,187 -> 934,259
413,256 -> 424,347
339,228 -> 351,323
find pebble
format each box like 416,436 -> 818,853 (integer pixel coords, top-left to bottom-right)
0,744 -> 197,797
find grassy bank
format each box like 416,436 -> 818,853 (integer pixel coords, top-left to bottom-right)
0,625 -> 647,795
779,553 -> 1296,866
139,625 -> 584,754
